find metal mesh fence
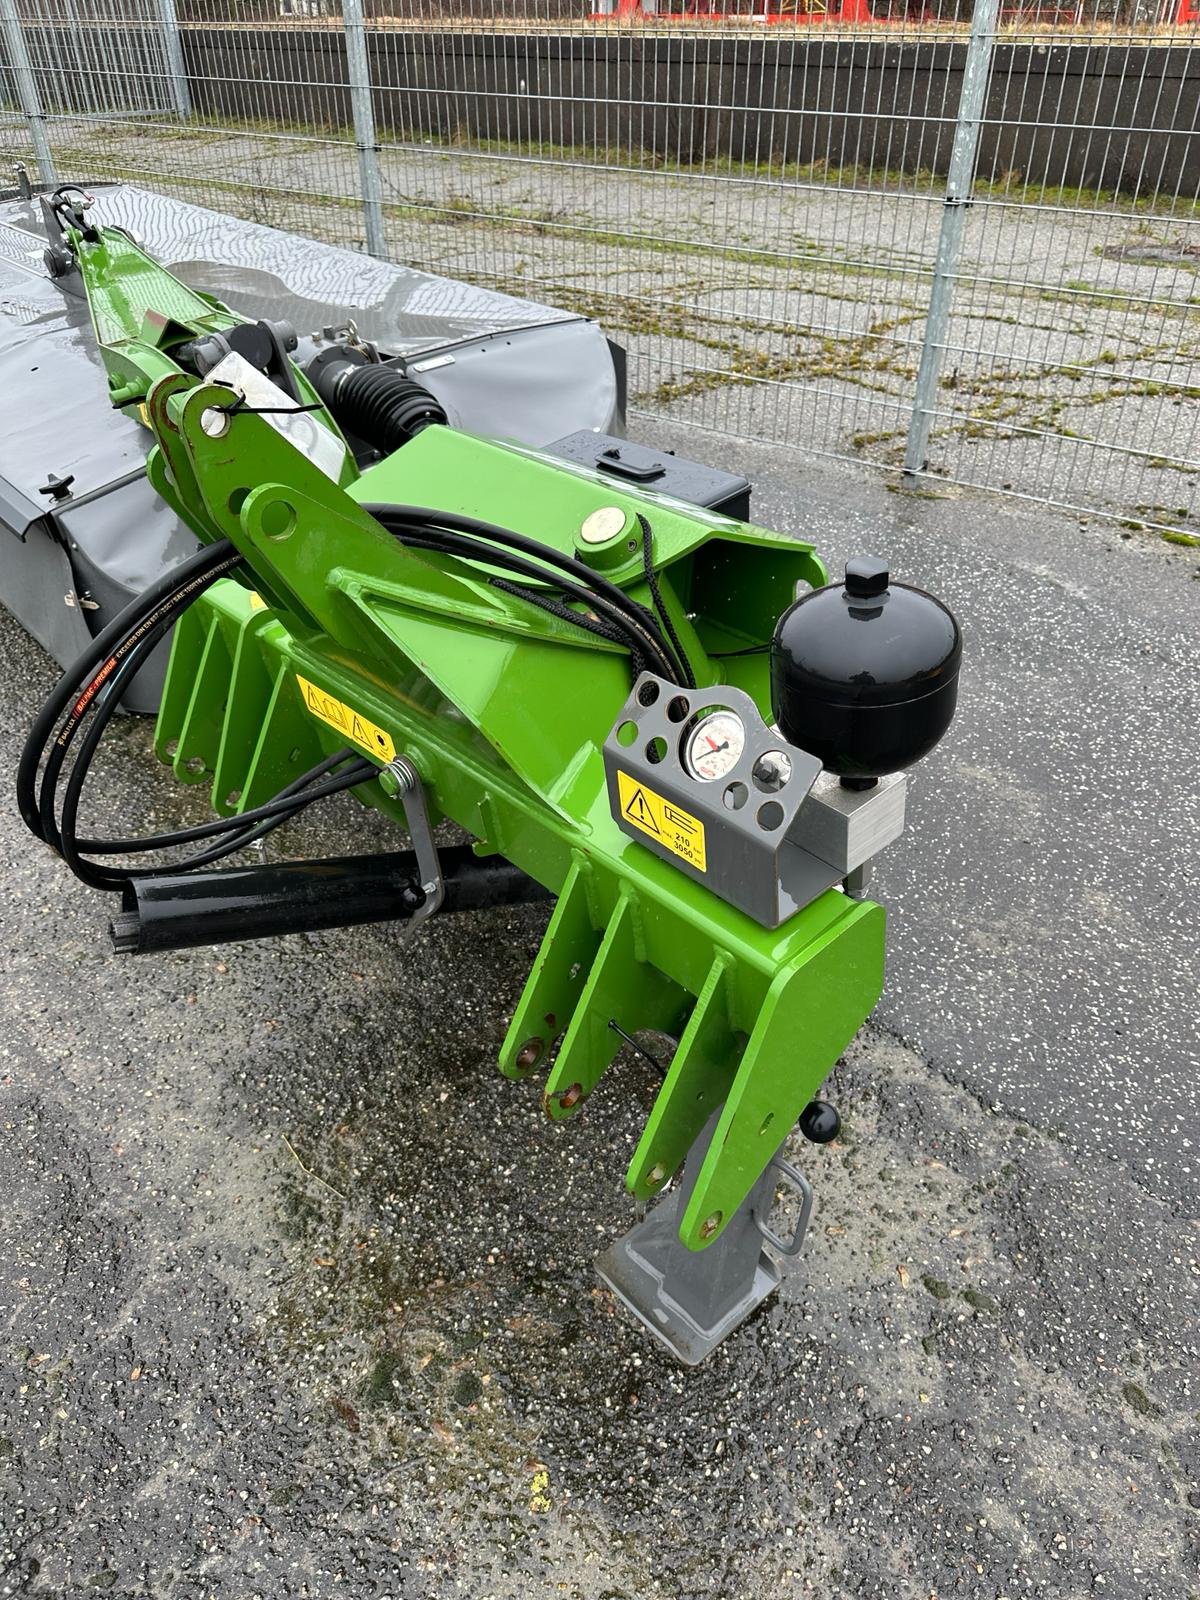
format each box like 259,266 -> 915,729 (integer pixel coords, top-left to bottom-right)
1,0 -> 1196,541
907,27 -> 1200,534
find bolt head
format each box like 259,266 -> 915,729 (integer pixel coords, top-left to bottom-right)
699,1210 -> 723,1241
844,555 -> 889,599
557,1082 -> 584,1111
646,1163 -> 666,1188
579,505 -> 628,546
515,1037 -> 544,1071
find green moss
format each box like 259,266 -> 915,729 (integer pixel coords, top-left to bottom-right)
361,1349 -> 407,1410
961,1289 -> 998,1313
277,1184 -> 326,1242
921,1274 -> 953,1300
1122,1381 -> 1162,1418
453,1372 -> 483,1408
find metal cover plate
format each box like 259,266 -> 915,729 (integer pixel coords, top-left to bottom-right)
602,674 -> 830,927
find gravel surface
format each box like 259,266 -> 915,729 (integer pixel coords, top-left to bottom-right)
1,432 -> 1197,1597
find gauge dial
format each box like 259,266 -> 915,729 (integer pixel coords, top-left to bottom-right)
683,710 -> 745,782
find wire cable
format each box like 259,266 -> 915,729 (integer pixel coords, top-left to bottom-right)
636,512 -> 697,689
363,503 -> 690,685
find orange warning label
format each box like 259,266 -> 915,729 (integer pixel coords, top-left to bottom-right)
616,770 -> 707,873
296,675 -> 396,763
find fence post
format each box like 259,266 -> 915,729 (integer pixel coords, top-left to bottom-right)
0,0 -> 57,188
157,0 -> 192,120
903,0 -> 1000,477
341,0 -> 387,259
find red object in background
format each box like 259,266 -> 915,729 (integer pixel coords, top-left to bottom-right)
600,0 -> 876,18
599,0 -> 1199,20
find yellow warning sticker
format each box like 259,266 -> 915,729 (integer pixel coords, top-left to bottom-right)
616,770 -> 707,873
296,675 -> 396,763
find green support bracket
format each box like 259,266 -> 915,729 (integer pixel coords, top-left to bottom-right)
168,605 -> 240,787
542,889 -> 687,1119
211,608 -> 287,809
626,953 -> 740,1203
500,858 -> 599,1081
680,901 -> 885,1249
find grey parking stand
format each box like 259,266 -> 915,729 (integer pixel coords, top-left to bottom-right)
597,1112 -> 814,1365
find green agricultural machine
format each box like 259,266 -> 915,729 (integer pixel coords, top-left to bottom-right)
15,186 -> 961,1361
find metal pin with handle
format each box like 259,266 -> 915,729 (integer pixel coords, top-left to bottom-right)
751,1152 -> 814,1258
381,754 -> 444,927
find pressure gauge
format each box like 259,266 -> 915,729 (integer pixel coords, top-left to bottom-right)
683,710 -> 745,782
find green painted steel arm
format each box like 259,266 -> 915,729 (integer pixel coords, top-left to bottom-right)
69,225 -> 883,1251
59,213 -> 356,511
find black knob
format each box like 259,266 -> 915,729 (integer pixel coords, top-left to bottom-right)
845,555 -> 889,600
38,472 -> 75,501
799,1099 -> 841,1144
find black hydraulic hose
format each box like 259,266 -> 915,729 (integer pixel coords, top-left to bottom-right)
363,503 -> 689,685
19,499 -> 688,900
378,521 -> 677,681
38,592 -> 181,859
109,844 -> 553,955
17,534 -> 374,892
52,624 -> 373,888
377,508 -> 678,678
141,760 -> 375,872
62,758 -> 376,891
487,576 -> 654,678
33,553 -> 251,861
77,748 -> 365,854
17,538 -> 242,842
58,664 -> 374,887
374,516 -> 670,671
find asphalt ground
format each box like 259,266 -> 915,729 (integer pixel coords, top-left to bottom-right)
1,439 -> 1198,1598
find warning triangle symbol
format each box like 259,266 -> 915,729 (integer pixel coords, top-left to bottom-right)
624,787 -> 661,835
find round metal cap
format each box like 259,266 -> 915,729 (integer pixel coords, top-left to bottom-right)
579,505 -> 628,545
